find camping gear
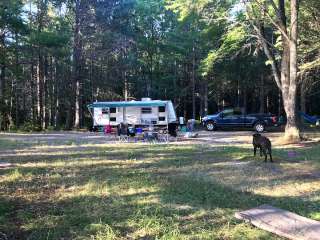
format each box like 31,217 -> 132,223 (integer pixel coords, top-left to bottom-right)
128,126 -> 136,137
235,204 -> 320,240
134,127 -> 144,141
180,126 -> 187,132
144,132 -> 158,141
179,116 -> 184,125
104,125 -> 112,134
187,119 -> 195,132
168,123 -> 177,137
117,123 -> 129,142
184,132 -> 199,138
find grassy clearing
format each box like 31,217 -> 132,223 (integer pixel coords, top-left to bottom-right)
0,139 -> 320,239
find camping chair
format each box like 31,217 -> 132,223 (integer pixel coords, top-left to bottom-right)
104,125 -> 112,134
144,124 -> 158,143
157,129 -> 168,143
135,127 -> 144,142
117,123 -> 129,142
144,131 -> 158,143
103,124 -> 114,140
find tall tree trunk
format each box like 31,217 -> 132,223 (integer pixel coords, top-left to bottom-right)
37,53 -> 44,129
0,33 -> 6,130
0,33 -> 4,100
73,0 -> 83,129
173,60 -> 177,105
53,61 -> 59,128
43,55 -> 49,129
259,74 -> 265,113
243,88 -> 247,114
30,55 -> 37,126
204,76 -> 208,116
300,79 -> 307,114
283,0 -> 299,140
66,68 -> 73,129
36,0 -> 47,130
0,65 -> 4,101
191,44 -> 196,119
14,33 -> 19,128
237,70 -> 240,107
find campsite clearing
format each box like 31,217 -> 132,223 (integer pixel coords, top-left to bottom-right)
0,131 -> 320,239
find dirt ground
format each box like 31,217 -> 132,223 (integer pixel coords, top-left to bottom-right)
0,130 -> 285,146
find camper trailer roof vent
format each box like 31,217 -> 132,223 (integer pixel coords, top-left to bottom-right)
141,97 -> 152,101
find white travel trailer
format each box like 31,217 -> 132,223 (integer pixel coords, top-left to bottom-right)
87,98 -> 177,127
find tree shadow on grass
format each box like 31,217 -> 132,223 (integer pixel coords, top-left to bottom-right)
1,144 -> 320,239
5,174 -> 318,239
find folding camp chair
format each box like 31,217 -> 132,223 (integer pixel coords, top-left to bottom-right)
135,127 -> 144,142
157,129 -> 168,143
104,124 -> 112,134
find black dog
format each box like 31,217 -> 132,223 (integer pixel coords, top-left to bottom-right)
252,133 -> 273,162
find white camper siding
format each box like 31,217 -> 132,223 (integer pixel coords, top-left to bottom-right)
167,102 -> 177,123
158,106 -> 167,124
116,108 -> 125,124
93,108 -> 110,126
124,107 -> 141,124
140,107 -> 158,125
89,100 -> 177,126
109,108 -> 117,125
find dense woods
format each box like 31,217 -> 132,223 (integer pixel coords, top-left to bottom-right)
0,0 -> 320,138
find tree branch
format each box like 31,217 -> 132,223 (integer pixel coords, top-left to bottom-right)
253,0 -> 290,42
248,18 -> 282,88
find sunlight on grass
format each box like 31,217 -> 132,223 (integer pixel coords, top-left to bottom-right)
86,223 -> 118,240
1,168 -> 24,182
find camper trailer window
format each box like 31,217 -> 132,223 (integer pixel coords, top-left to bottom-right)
102,108 -> 109,114
110,107 -> 116,113
110,117 -> 116,122
141,107 -> 152,114
158,106 -> 165,112
159,117 -> 165,121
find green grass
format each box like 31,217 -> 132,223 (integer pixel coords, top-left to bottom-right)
0,140 -> 320,239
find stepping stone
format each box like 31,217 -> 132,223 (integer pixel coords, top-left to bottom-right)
235,204 -> 320,240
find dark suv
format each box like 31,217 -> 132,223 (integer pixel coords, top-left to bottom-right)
201,108 -> 278,132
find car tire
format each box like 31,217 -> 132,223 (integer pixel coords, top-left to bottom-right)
205,121 -> 216,131
254,122 -> 265,132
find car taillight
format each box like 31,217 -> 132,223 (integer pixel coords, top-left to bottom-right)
272,116 -> 277,123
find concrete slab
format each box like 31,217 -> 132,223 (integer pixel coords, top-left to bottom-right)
235,205 -> 320,240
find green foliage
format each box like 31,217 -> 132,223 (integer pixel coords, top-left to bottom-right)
19,121 -> 42,132
29,30 -> 70,48
201,24 -> 247,75
0,0 -> 26,33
